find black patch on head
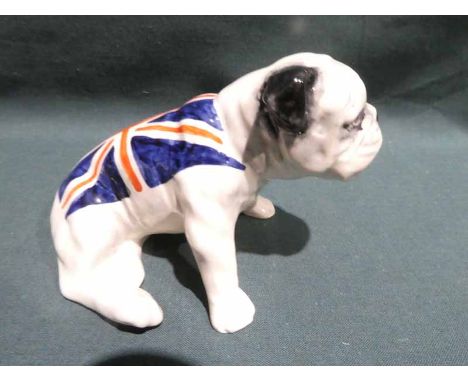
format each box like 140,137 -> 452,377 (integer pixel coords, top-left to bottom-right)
259,65 -> 318,137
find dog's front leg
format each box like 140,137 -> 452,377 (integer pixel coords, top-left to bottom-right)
184,202 -> 255,333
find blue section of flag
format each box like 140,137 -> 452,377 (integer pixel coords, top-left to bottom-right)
58,145 -> 101,201
65,147 -> 130,217
130,136 -> 245,188
148,98 -> 223,131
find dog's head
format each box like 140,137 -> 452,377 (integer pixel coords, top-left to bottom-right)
257,53 -> 382,180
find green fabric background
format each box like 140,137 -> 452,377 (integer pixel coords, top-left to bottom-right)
0,16 -> 467,365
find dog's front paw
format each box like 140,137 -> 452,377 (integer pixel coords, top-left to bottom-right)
243,195 -> 275,219
209,288 -> 256,333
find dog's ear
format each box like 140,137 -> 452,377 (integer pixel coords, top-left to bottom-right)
259,65 -> 318,137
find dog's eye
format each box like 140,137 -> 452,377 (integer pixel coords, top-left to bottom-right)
343,110 -> 365,132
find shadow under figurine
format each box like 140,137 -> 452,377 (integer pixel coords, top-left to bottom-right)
50,53 -> 383,333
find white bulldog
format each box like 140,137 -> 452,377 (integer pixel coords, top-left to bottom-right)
50,53 -> 382,333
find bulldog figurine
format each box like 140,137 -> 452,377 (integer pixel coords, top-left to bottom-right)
50,53 -> 382,333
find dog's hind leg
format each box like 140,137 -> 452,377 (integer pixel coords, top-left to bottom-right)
58,238 -> 164,328
51,199 -> 163,329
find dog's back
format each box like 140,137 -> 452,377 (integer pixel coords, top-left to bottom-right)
57,93 -> 245,220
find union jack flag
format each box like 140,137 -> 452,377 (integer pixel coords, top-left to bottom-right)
58,93 -> 245,218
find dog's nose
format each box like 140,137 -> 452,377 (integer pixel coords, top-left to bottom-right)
366,103 -> 379,124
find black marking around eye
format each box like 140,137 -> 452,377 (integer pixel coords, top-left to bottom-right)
343,109 -> 365,132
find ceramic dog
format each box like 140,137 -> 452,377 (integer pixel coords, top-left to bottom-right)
50,53 -> 382,333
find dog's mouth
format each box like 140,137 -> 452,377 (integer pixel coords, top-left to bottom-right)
332,121 -> 382,180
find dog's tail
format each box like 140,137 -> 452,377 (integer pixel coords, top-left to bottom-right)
50,193 -> 77,274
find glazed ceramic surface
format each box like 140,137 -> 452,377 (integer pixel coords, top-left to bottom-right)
51,53 -> 382,333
